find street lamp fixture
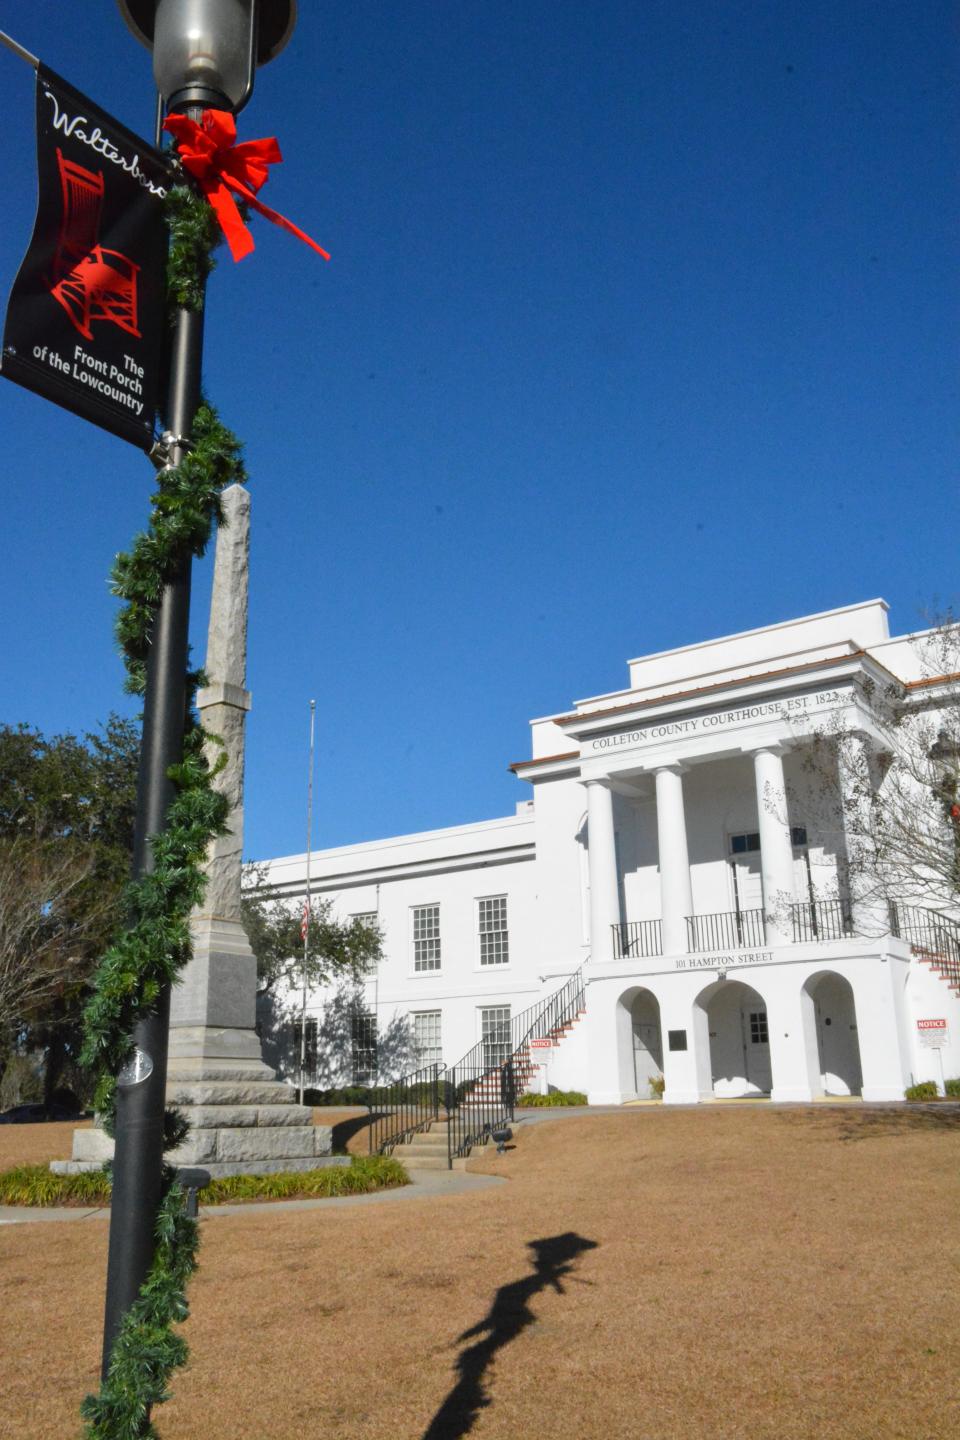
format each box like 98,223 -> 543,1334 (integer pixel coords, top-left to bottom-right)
97,0 -> 298,1388
116,0 -> 296,111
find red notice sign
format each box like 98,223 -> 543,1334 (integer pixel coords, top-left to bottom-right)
917,1018 -> 948,1049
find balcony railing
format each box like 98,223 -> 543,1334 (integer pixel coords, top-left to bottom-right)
612,919 -> 663,958
790,899 -> 854,943
686,909 -> 765,952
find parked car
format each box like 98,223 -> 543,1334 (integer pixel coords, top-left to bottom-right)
0,1101 -> 82,1124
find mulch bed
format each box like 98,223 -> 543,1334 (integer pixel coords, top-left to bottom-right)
2,1105 -> 958,1439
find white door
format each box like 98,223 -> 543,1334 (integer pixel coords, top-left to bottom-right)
742,1005 -> 772,1092
729,854 -> 764,945
633,1022 -> 661,1090
815,980 -> 862,1096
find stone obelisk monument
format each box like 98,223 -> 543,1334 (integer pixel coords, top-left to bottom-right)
57,485 -> 331,1176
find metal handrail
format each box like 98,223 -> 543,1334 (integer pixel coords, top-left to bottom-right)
368,1063 -> 443,1155
890,902 -> 960,987
612,920 -> 663,958
790,899 -> 854,943
686,909 -> 765,951
445,965 -> 586,1164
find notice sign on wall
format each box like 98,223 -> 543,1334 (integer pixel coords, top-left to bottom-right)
1,65 -> 169,449
917,1018 -> 949,1049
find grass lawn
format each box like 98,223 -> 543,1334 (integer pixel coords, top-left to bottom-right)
2,1105 -> 958,1439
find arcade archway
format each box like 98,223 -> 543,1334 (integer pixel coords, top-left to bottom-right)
802,971 -> 863,1097
613,985 -> 664,1098
629,989 -> 663,1094
695,979 -> 771,1098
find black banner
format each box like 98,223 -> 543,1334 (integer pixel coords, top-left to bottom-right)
1,65 -> 170,450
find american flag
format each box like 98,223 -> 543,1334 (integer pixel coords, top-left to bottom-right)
300,900 -> 310,942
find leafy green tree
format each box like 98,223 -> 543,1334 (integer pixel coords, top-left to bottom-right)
0,716 -> 139,1104
241,863 -> 383,996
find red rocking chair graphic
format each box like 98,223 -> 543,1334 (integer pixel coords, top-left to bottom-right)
50,149 -> 141,342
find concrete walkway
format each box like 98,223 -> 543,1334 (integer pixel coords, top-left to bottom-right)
0,1164 -> 506,1227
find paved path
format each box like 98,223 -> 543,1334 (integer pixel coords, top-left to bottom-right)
0,1165 -> 506,1227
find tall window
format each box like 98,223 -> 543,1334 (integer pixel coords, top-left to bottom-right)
351,912 -> 380,975
412,904 -> 441,972
292,1016 -> 318,1081
481,1005 -> 511,1069
478,895 -> 509,966
351,1010 -> 378,1084
413,1010 -> 442,1068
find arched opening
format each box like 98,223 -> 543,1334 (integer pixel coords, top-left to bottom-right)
612,986 -> 664,1099
630,990 -> 664,1094
803,971 -> 863,1097
695,979 -> 771,1098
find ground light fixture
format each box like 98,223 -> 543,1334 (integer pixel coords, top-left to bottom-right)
491,1125 -> 513,1155
116,0 -> 296,111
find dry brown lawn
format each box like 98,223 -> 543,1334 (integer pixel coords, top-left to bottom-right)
0,1116 -> 91,1169
2,1105 -> 959,1440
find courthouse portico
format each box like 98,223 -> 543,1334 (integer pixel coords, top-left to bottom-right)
512,600 -> 949,1106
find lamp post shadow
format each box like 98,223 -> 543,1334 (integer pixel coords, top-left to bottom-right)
421,1231 -> 599,1440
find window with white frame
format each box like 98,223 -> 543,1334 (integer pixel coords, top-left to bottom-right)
291,1016 -> 318,1081
481,1005 -> 511,1069
412,904 -> 441,971
478,895 -> 509,966
351,912 -> 380,975
412,1010 -> 442,1068
351,1010 -> 378,1084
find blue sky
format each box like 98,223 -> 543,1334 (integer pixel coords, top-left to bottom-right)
0,1 -> 956,860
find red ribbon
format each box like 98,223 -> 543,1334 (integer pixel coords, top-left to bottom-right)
163,109 -> 330,264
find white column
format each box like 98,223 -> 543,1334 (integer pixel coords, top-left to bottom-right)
585,780 -> 621,963
655,765 -> 693,956
753,746 -> 797,946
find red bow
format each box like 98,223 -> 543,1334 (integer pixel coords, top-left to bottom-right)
163,109 -> 330,264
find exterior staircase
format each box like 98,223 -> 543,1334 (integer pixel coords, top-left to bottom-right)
891,903 -> 960,993
466,1008 -> 588,1100
369,966 -> 587,1168
391,1116 -> 478,1171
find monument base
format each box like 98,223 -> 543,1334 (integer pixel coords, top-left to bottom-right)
52,1050 -> 333,1179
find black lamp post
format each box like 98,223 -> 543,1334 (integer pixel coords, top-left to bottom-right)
100,0 -> 297,1382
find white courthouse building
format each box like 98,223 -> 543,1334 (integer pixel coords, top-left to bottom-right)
261,600 -> 960,1105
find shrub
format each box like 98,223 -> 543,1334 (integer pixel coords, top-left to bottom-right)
904,1081 -> 939,1101
945,1078 -> 960,1098
649,1074 -> 665,1098
516,1090 -> 588,1107
0,1155 -> 408,1207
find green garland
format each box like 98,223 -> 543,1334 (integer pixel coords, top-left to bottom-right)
79,183 -> 244,1438
164,184 -> 221,313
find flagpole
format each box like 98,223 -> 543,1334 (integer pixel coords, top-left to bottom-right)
298,699 -> 316,1106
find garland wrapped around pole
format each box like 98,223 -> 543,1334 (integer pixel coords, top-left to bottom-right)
79,182 -> 244,1440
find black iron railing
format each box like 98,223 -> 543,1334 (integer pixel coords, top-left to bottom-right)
445,966 -> 586,1165
790,899 -> 854,943
612,920 -> 663,959
368,1063 -> 443,1155
889,903 -> 960,988
686,909 -> 765,951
